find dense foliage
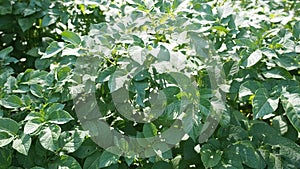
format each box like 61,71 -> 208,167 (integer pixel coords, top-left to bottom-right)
0,0 -> 300,168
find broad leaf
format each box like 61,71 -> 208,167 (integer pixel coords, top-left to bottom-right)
59,130 -> 87,153
0,95 -> 23,109
12,133 -> 31,155
46,110 -> 73,124
99,150 -> 120,168
49,155 -> 82,169
200,144 -> 222,168
253,88 -> 279,119
41,42 -> 65,59
157,45 -> 170,61
0,118 -> 19,134
0,131 -> 14,147
143,123 -> 158,137
281,93 -> 300,132
39,125 -> 61,152
242,49 -> 263,68
61,31 -> 81,45
0,46 -> 13,60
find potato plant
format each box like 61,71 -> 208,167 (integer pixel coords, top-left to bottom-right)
0,0 -> 299,168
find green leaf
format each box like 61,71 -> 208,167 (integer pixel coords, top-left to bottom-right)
61,31 -> 81,45
46,110 -> 73,124
200,144 -> 222,168
293,21 -> 300,39
157,45 -> 170,61
41,41 -> 65,59
72,138 -> 97,159
225,141 -> 264,169
18,17 -> 35,32
49,155 -> 82,169
0,95 -> 23,109
30,84 -> 44,98
253,88 -> 279,119
0,118 -> 19,135
239,80 -> 262,98
0,46 -> 13,60
12,133 -> 31,155
108,70 -> 128,92
39,125 -> 61,152
143,123 -> 158,137
152,161 -> 172,169
99,150 -> 119,168
42,14 -> 58,27
189,32 -> 209,59
242,49 -> 263,68
24,119 -> 44,134
274,55 -> 299,71
0,131 -> 14,147
45,103 -> 65,113
83,151 -> 102,169
281,94 -> 300,132
59,130 -> 87,153
134,81 -> 148,106
262,67 -> 292,79
96,66 -> 116,83
0,147 -> 12,168
0,1 -> 12,15
56,66 -> 71,81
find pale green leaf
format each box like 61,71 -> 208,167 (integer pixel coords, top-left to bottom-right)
39,125 -> 61,152
12,133 -> 31,155
281,94 -> 300,132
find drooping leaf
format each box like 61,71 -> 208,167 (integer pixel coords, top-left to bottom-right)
24,118 -> 44,134
262,67 -> 292,79
225,141 -> 265,169
96,66 -> 116,83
